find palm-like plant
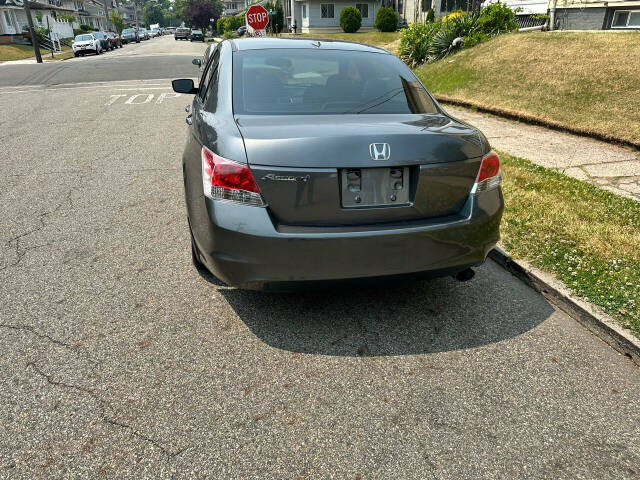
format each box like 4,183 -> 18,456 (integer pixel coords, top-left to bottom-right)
428,12 -> 479,61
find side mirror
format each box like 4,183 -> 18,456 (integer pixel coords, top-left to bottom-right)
172,79 -> 198,94
192,58 -> 201,66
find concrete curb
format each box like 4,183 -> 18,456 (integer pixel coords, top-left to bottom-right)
435,95 -> 640,151
489,247 -> 640,367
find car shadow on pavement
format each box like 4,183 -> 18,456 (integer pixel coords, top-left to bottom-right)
217,261 -> 555,357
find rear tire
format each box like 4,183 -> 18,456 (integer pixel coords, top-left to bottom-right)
74,52 -> 79,57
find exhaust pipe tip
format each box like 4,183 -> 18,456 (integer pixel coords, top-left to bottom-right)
454,268 -> 475,282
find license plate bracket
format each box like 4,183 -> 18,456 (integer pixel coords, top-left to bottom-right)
340,167 -> 410,208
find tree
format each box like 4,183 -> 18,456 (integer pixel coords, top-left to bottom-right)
175,0 -> 223,26
340,6 -> 361,33
185,1 -> 223,30
375,6 -> 398,32
265,0 -> 284,34
163,9 -> 179,27
110,10 -> 125,33
142,2 -> 164,26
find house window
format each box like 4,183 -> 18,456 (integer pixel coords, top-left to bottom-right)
302,4 -> 308,18
321,4 -> 334,18
612,10 -> 640,28
356,3 -> 368,18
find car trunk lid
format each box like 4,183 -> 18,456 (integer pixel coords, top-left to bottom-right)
236,114 -> 485,226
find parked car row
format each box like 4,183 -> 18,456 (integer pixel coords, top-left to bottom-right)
72,26 -> 169,56
72,31 -> 123,56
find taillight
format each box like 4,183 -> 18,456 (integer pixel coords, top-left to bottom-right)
472,151 -> 502,193
201,146 -> 266,207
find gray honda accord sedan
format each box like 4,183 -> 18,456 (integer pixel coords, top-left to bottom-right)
172,38 -> 503,290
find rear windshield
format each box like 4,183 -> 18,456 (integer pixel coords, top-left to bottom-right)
232,49 -> 438,115
192,30 -> 202,34
122,28 -> 134,34
75,34 -> 92,41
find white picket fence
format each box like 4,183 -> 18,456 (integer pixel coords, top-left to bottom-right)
47,18 -> 74,39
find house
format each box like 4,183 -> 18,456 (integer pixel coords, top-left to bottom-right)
549,0 -> 640,30
286,0 -> 382,32
117,1 -> 141,27
0,0 -> 74,43
81,0 -> 108,30
223,0 -> 248,16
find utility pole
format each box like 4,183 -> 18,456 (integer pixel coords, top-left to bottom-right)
133,0 -> 139,28
24,0 -> 42,64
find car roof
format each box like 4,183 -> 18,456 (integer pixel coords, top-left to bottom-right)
229,37 -> 391,54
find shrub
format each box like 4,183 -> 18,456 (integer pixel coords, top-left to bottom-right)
216,17 -> 227,34
73,28 -> 84,36
228,15 -> 244,33
442,10 -> 464,22
463,30 -> 488,48
477,2 -> 518,35
398,3 -> 517,67
222,31 -> 237,39
398,21 -> 438,67
217,16 -> 243,34
79,24 -> 92,32
375,7 -> 398,32
429,12 -> 480,59
340,6 -> 361,33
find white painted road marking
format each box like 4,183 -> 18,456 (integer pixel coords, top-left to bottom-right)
155,92 -> 180,104
105,94 -> 127,105
104,92 -> 182,106
125,93 -> 154,104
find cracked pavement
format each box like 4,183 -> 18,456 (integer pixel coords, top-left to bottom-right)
1,37 -> 639,478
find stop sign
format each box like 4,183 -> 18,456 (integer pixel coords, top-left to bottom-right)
246,4 -> 269,31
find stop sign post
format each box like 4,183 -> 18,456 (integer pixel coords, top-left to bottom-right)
246,4 -> 269,37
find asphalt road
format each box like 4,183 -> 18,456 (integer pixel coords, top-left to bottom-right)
1,36 -> 639,479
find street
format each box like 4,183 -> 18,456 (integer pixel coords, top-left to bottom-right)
1,36 -> 639,478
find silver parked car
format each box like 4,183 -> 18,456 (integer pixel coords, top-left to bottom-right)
172,38 -> 504,290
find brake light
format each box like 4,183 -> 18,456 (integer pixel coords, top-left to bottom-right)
201,146 -> 265,207
473,151 -> 502,193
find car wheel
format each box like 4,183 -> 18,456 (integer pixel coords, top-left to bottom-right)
74,52 -> 79,57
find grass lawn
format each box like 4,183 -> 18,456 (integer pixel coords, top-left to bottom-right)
0,43 -> 74,62
0,44 -> 37,62
415,32 -> 640,145
499,151 -> 640,336
281,31 -> 400,48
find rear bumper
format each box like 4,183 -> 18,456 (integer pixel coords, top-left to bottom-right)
191,189 -> 503,289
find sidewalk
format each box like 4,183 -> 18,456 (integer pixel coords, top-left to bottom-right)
448,106 -> 640,201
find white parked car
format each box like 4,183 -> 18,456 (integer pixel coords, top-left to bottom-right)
149,28 -> 159,38
72,33 -> 102,56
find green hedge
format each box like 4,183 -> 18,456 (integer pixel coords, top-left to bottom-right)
217,15 -> 244,35
340,6 -> 361,33
375,7 -> 398,32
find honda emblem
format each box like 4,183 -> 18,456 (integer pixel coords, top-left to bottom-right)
369,143 -> 391,161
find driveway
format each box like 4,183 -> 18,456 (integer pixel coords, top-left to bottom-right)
1,37 -> 639,479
